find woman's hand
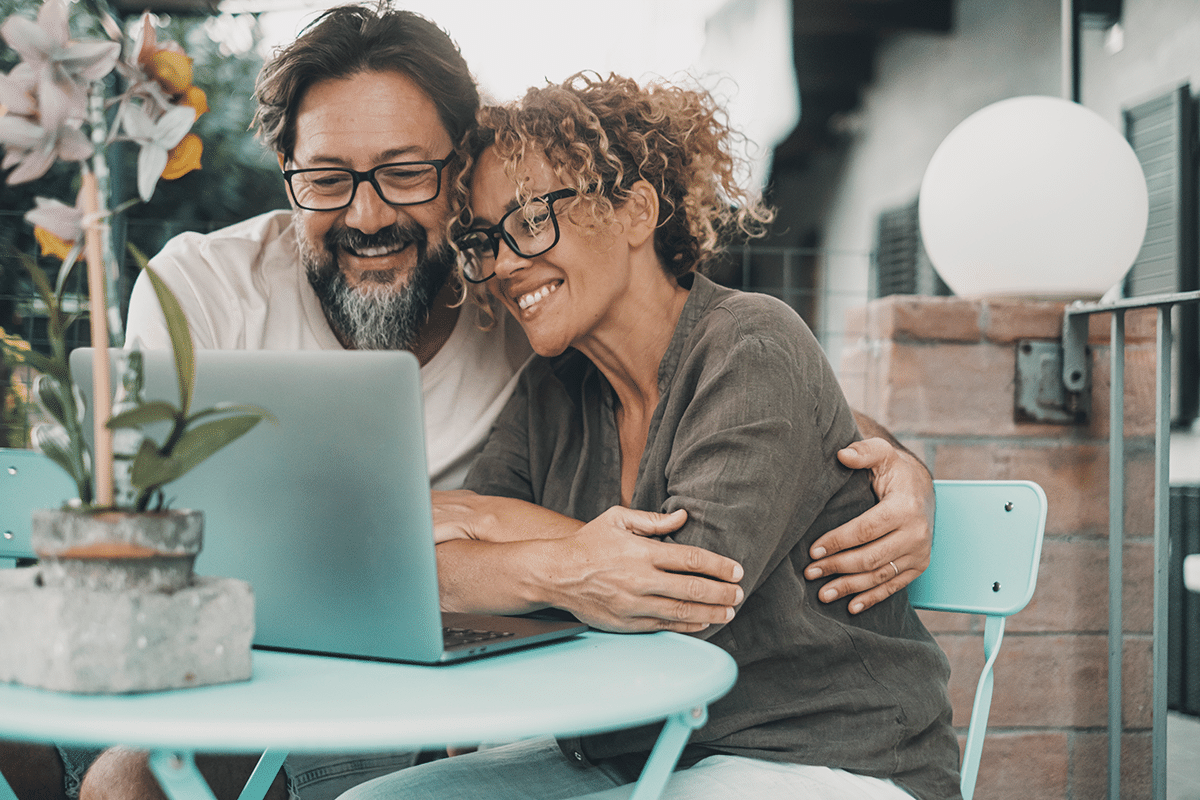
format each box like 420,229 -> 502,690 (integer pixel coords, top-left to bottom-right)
431,490 -> 582,544
804,437 -> 935,614
546,506 -> 744,633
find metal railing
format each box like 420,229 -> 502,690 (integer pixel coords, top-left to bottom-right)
1062,288 -> 1200,800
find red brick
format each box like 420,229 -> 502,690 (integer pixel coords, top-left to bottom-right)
882,341 -> 1020,436
858,296 -> 983,343
1071,730 -> 1152,800
970,731 -> 1068,800
1086,305 -> 1159,344
919,608 -> 977,633
1088,342 -> 1159,439
931,442 -> 1155,539
938,634 -> 1143,728
838,343 -> 873,416
1121,636 -> 1152,729
889,296 -> 983,342
983,300 -> 1068,343
1010,540 -> 1153,634
843,305 -> 867,342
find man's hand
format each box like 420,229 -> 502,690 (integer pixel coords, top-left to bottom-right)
805,437 -> 934,614
544,506 -> 744,634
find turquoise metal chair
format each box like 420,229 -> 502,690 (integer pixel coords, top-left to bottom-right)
1,447 -> 75,565
908,479 -> 1048,800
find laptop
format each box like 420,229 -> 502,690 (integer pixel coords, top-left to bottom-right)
70,348 -> 586,664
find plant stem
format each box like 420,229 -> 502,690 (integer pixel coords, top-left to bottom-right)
81,169 -> 114,507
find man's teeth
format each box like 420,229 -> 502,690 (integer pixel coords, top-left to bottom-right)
517,282 -> 559,311
349,244 -> 404,258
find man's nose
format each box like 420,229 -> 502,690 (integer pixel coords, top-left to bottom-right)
343,180 -> 401,234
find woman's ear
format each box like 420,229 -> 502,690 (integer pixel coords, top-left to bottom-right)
623,180 -> 660,248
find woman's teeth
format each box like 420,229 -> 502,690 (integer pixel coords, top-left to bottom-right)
518,282 -> 559,310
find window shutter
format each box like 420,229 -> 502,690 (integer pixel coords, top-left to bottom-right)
1123,85 -> 1198,424
874,198 -> 950,298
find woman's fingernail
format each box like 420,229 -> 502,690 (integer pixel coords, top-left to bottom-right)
812,546 -> 826,558
849,602 -> 864,614
805,566 -> 822,579
725,607 -> 735,622
820,588 -> 837,602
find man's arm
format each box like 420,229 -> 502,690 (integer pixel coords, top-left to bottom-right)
804,411 -> 935,614
435,503 -> 743,634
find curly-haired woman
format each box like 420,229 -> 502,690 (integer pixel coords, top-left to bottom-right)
340,72 -> 961,800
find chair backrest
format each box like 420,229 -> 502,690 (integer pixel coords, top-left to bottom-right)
1,448 -> 76,563
908,479 -> 1048,800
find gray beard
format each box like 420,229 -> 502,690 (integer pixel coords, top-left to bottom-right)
297,217 -> 456,351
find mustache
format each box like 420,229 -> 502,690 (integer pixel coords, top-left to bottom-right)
325,222 -> 427,255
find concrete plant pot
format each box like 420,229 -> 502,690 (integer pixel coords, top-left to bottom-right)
0,508 -> 255,694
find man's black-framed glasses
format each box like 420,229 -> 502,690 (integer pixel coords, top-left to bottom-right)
283,154 -> 455,211
454,188 -> 578,283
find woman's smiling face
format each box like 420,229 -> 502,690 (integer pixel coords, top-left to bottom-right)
468,145 -> 637,358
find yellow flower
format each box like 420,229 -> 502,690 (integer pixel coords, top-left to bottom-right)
34,226 -> 73,260
146,49 -> 193,95
161,133 -> 202,180
180,85 -> 208,117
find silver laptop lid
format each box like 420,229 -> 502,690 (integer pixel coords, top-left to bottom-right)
71,348 -> 447,663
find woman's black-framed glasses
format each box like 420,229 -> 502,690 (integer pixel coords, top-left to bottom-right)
283,153 -> 455,211
454,188 -> 578,284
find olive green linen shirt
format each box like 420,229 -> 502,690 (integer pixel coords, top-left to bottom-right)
464,273 -> 961,800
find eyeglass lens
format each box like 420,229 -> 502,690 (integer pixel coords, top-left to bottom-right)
458,195 -> 561,282
288,163 -> 442,210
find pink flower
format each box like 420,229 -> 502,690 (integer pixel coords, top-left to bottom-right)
0,0 -> 119,90
0,111 -> 91,184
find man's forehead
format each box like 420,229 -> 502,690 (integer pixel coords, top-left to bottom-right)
291,70 -> 452,164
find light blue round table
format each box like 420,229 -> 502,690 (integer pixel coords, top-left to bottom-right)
0,630 -> 737,800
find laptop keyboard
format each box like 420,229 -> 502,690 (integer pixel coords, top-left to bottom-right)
443,626 -> 516,648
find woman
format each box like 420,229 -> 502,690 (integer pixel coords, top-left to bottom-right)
342,73 -> 959,800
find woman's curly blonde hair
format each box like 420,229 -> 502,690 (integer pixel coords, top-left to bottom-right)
453,71 -> 774,279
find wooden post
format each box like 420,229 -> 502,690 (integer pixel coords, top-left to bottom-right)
80,170 -> 113,507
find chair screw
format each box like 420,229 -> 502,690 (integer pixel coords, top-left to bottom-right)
992,582 -> 1001,592
1004,502 -> 1014,512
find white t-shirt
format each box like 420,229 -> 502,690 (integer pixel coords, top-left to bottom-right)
125,210 -> 531,490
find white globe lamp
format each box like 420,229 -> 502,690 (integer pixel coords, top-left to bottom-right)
918,95 -> 1149,299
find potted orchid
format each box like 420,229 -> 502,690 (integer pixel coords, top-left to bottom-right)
0,0 -> 271,693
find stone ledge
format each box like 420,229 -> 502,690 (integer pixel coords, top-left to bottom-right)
0,568 -> 254,694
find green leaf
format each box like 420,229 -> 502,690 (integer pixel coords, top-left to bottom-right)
129,439 -> 183,490
53,242 -> 85,299
0,334 -> 59,383
107,400 -> 181,430
34,375 -> 71,428
184,403 -> 278,427
157,414 -> 266,483
20,253 -> 56,311
33,426 -> 89,490
141,266 -> 195,416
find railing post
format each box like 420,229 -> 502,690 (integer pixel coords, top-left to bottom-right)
1108,310 -> 1125,800
1153,306 -> 1172,798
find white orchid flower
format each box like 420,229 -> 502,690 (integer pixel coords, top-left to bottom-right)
119,102 -> 195,201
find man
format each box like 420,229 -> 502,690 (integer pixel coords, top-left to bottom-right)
2,6 -> 935,800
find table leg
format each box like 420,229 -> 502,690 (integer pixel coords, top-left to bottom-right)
237,750 -> 288,800
0,771 -> 16,800
147,751 -> 217,800
628,705 -> 709,800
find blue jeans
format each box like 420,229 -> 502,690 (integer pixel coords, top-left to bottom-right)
56,745 -> 417,800
335,737 -> 915,800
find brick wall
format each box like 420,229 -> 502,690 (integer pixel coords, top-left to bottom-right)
839,295 -> 1156,800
